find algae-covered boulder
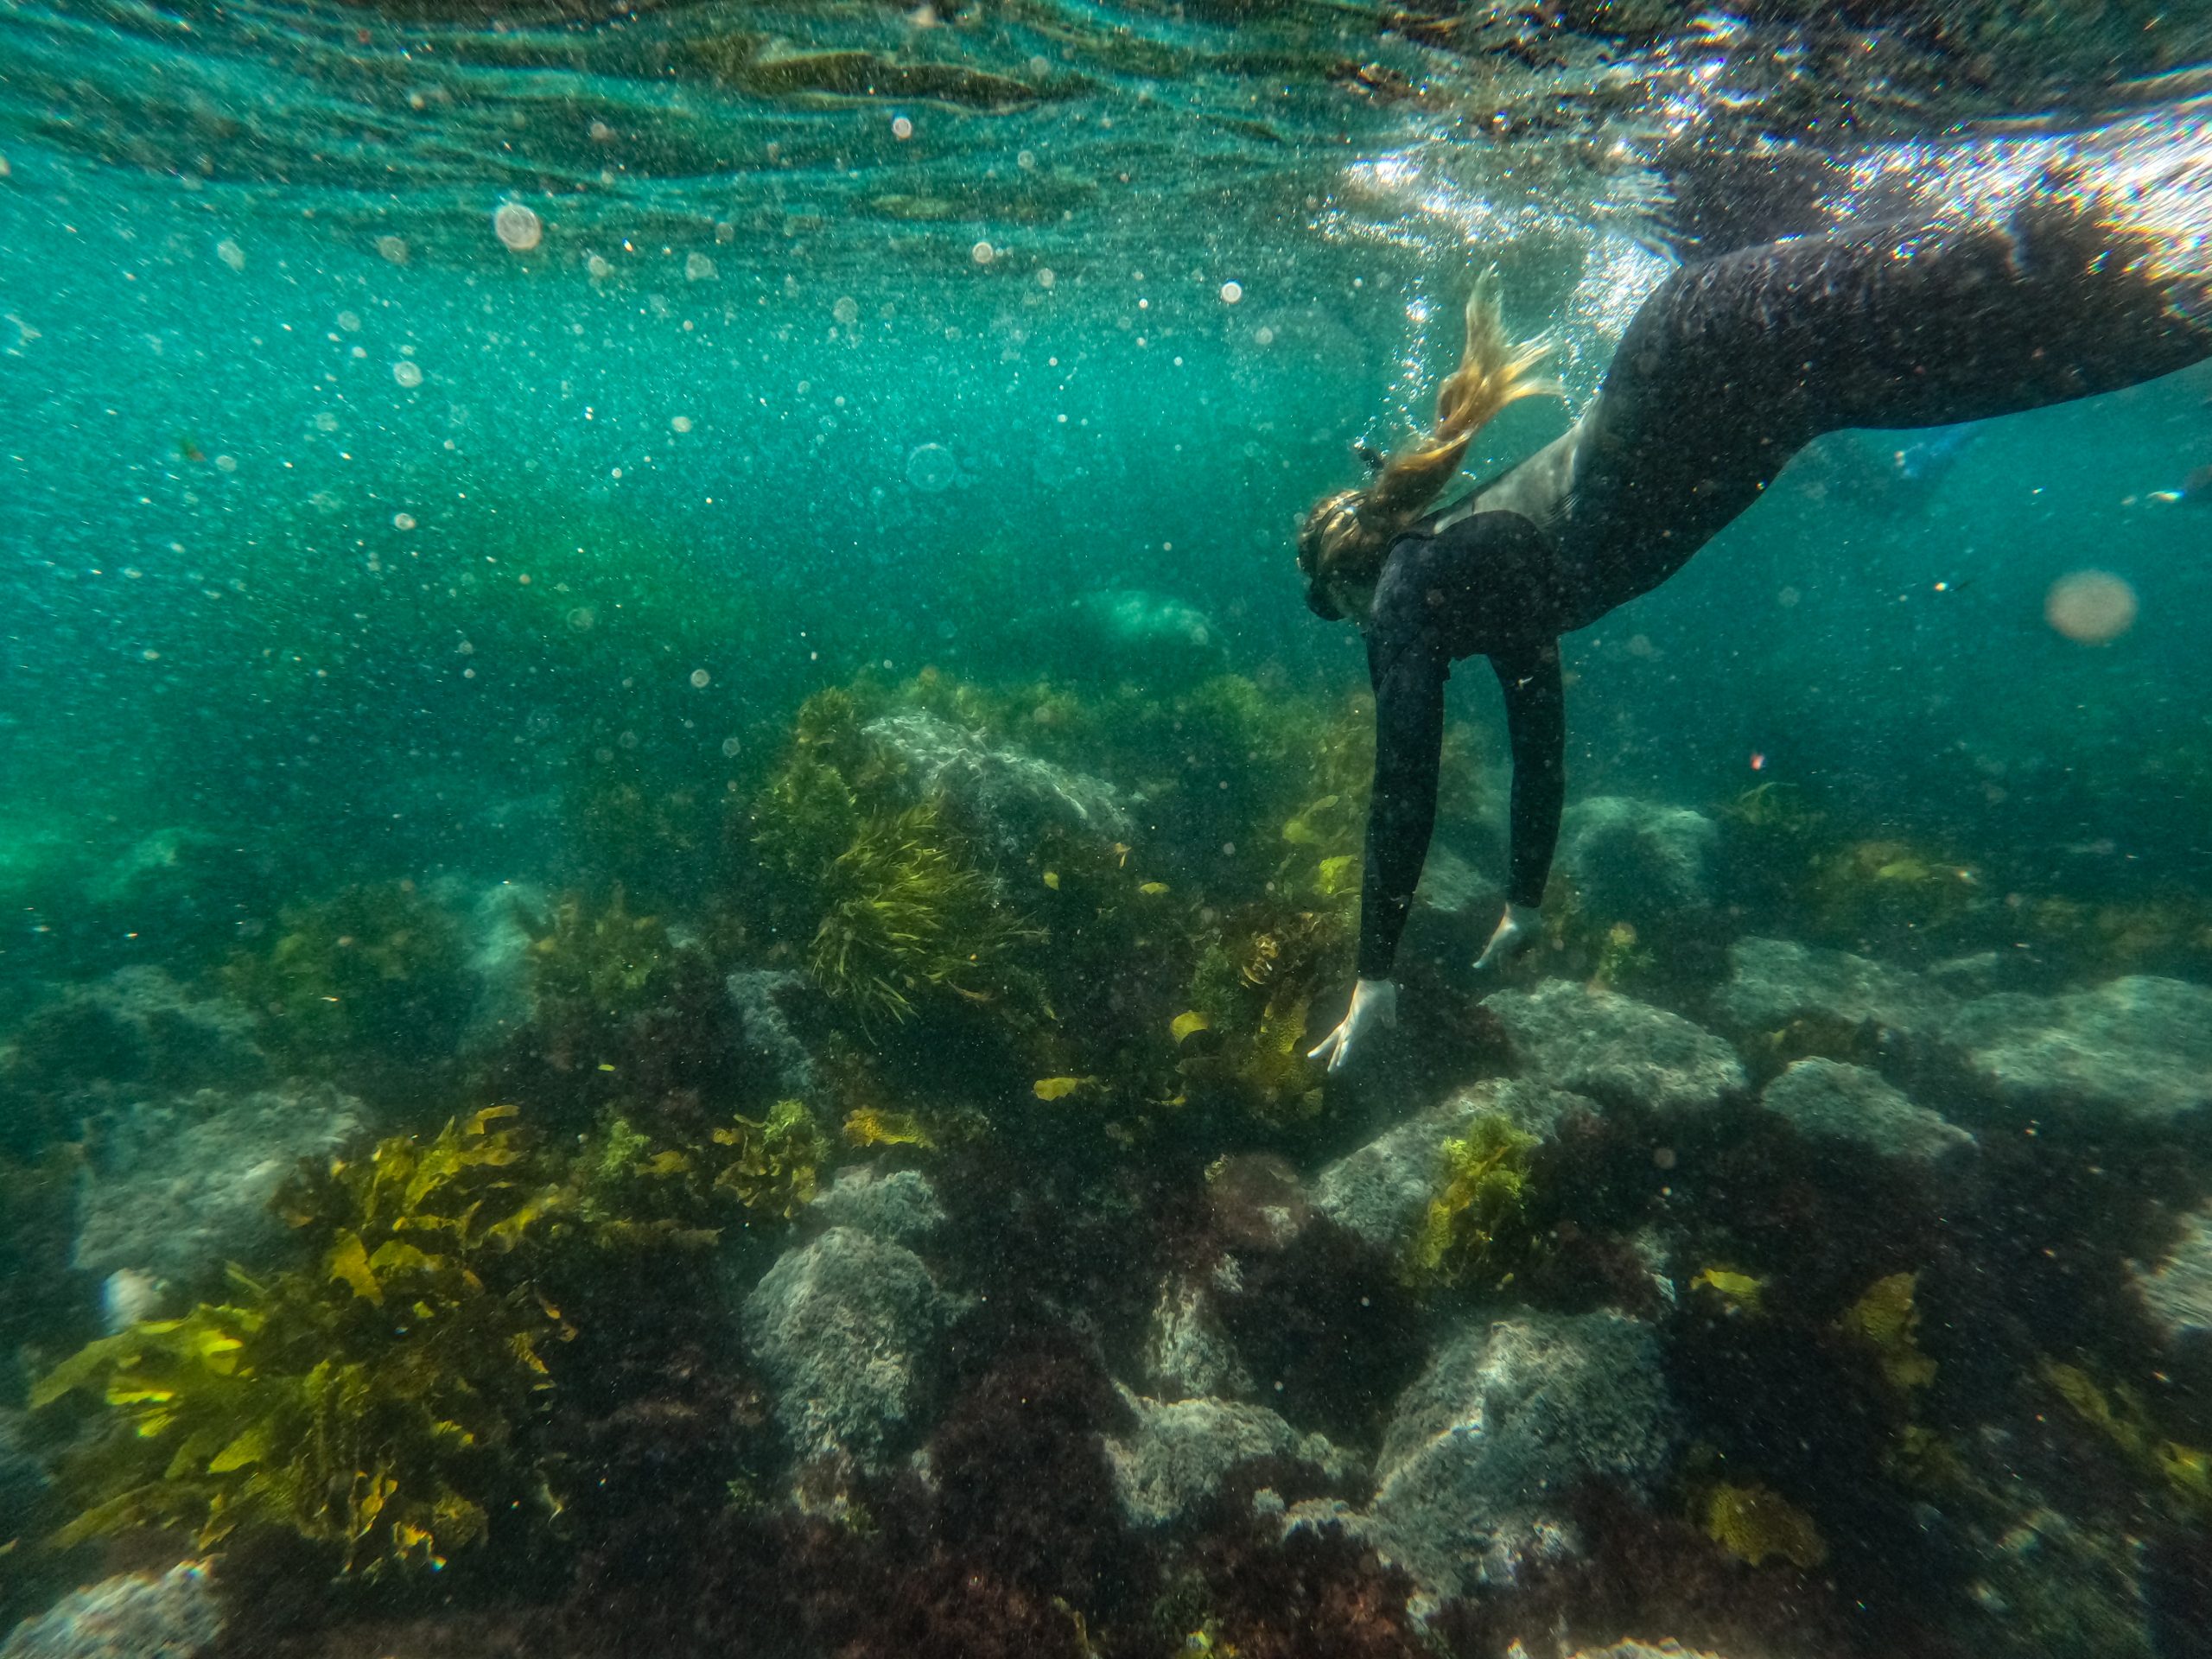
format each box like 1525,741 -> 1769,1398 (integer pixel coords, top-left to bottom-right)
806,1166 -> 946,1251
1556,796 -> 1718,920
1138,1268 -> 1255,1401
72,1081 -> 365,1291
1312,1077 -> 1591,1256
1363,1311 -> 1676,1605
742,1225 -> 952,1472
862,709 -> 1133,855
1103,1389 -> 1360,1529
1485,980 -> 1745,1113
1713,936 -> 1954,1040
726,968 -> 822,1097
2133,1201 -> 2212,1350
1943,976 -> 2212,1125
0,1561 -> 221,1659
1761,1058 -> 1974,1166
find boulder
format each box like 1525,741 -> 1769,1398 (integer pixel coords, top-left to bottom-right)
1312,1078 -> 1592,1256
1363,1312 -> 1676,1605
726,969 -> 821,1097
73,1082 -> 364,1294
1944,976 -> 2212,1125
741,1226 -> 952,1472
1104,1390 -> 1359,1529
1137,1269 -> 1255,1402
0,1408 -> 48,1554
807,1166 -> 946,1251
1556,796 -> 1718,919
1760,1058 -> 1974,1166
454,879 -> 550,1047
0,1562 -> 221,1659
2134,1203 -> 2212,1350
1486,981 -> 1744,1113
863,710 -> 1133,855
1713,937 -> 1953,1041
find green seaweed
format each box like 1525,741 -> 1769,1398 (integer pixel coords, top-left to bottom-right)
1402,1113 -> 1540,1288
223,880 -> 466,1068
34,1107 -> 566,1575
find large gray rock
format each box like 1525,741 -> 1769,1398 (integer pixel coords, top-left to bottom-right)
3,969 -> 265,1099
863,710 -> 1132,855
2134,1203 -> 2212,1349
73,1081 -> 364,1291
1761,1058 -> 1974,1166
1713,937 -> 1954,1040
807,1166 -> 946,1251
1556,796 -> 1718,918
0,1562 -> 221,1659
1312,1078 -> 1591,1256
726,969 -> 820,1097
454,878 -> 549,1047
1486,980 -> 1745,1113
1944,977 -> 2212,1124
742,1225 -> 952,1471
1138,1269 -> 1255,1402
1364,1312 -> 1676,1605
1105,1390 -> 1359,1529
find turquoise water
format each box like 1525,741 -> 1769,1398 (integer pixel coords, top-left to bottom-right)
3,3 -> 2212,1656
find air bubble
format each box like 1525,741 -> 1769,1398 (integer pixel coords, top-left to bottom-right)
892,116 -> 913,140
392,512 -> 416,530
833,296 -> 859,325
690,668 -> 711,688
392,360 -> 423,388
906,442 -> 957,493
376,235 -> 410,264
493,201 -> 543,251
215,238 -> 245,271
686,251 -> 718,282
971,240 -> 995,265
1220,281 -> 1243,303
671,414 -> 694,433
2045,569 -> 2138,643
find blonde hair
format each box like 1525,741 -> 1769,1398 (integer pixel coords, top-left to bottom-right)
1299,268 -> 1554,597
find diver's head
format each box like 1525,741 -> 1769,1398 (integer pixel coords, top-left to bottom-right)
1294,267 -> 1554,626
1296,487 -> 1384,621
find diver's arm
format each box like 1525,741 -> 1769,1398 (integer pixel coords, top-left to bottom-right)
1476,644 -> 1564,972
1355,636 -> 1448,984
1310,633 -> 1445,1072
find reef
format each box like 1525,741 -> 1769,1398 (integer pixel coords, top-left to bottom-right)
9,661 -> 2212,1659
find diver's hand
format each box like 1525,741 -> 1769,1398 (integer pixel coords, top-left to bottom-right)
1308,977 -> 1398,1074
1473,903 -> 1541,975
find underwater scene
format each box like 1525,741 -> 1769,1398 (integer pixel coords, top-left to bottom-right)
3,2 -> 2212,1656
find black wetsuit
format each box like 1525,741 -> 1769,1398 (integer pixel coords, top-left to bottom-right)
1356,203 -> 2212,981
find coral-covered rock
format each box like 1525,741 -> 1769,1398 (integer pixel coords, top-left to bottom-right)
1139,1268 -> 1255,1401
1485,981 -> 1744,1114
1312,1078 -> 1590,1256
0,1561 -> 221,1659
1759,1058 -> 1974,1166
71,1081 -> 364,1292
1561,1643 -> 1739,1659
742,1225 -> 952,1473
1363,1312 -> 1677,1606
1556,796 -> 1718,920
1944,976 -> 2212,1124
862,710 -> 1132,855
809,1166 -> 947,1250
1713,937 -> 1953,1039
2134,1200 -> 2212,1349
1104,1389 -> 1359,1529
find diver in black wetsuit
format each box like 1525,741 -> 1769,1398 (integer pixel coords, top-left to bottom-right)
1303,194 -> 2212,1071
